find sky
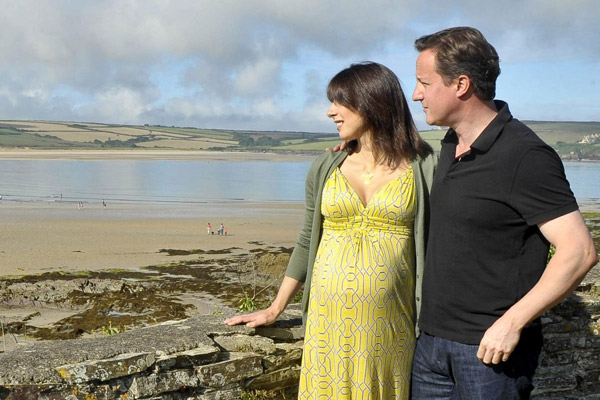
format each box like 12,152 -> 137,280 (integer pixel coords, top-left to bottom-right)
0,0 -> 598,133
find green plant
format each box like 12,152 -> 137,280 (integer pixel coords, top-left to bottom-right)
235,257 -> 281,313
100,321 -> 121,336
238,296 -> 258,312
241,389 -> 280,400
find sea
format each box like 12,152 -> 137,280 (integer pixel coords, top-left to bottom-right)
0,159 -> 598,206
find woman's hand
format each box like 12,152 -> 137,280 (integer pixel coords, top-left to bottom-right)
225,277 -> 302,328
224,307 -> 279,328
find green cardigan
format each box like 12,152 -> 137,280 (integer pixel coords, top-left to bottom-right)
285,150 -> 437,334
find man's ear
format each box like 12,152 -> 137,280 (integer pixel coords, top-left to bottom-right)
456,75 -> 471,98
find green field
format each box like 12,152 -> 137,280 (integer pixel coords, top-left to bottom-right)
0,120 -> 598,159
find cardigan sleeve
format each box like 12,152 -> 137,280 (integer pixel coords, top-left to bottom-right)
284,155 -> 321,283
284,151 -> 345,283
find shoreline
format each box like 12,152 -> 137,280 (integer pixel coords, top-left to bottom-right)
0,149 -> 318,162
0,201 -> 305,278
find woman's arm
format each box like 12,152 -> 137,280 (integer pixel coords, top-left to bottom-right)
223,276 -> 303,328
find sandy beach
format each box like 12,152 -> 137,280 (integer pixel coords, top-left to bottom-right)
0,201 -> 305,278
0,149 -> 315,277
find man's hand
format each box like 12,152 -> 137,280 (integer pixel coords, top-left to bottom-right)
477,315 -> 521,364
326,141 -> 347,152
476,211 -> 597,365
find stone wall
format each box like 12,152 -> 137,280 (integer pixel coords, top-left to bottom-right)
0,307 -> 305,400
1,288 -> 600,399
532,285 -> 600,399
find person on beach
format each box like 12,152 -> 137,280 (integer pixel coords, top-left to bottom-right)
406,27 -> 597,399
226,62 -> 436,399
206,222 -> 211,235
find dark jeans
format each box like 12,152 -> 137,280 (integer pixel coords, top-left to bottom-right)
411,328 -> 542,400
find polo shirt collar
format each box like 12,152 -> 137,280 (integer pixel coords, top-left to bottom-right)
442,100 -> 513,154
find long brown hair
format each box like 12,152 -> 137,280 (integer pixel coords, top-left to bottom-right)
327,62 -> 432,168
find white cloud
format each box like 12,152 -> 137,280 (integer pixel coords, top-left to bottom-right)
0,0 -> 598,130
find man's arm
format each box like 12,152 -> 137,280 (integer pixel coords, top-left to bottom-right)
477,210 -> 598,364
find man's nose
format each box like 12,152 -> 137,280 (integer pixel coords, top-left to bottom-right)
412,87 -> 422,102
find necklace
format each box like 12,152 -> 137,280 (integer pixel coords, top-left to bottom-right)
362,170 -> 374,185
358,153 -> 377,185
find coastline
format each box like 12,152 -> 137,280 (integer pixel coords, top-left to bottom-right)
0,201 -> 305,278
0,149 -> 318,162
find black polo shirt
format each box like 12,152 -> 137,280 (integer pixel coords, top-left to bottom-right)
418,101 -> 578,344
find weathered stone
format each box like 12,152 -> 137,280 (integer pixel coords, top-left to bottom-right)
245,365 -> 301,392
533,365 -> 577,393
542,334 -> 572,353
575,351 -> 600,369
56,352 -> 155,384
0,315 -> 220,385
155,345 -> 220,371
539,350 -> 574,366
262,341 -> 303,372
4,288 -> 600,399
213,334 -> 277,355
196,352 -> 263,388
0,385 -> 70,400
128,369 -> 199,398
255,322 -> 303,341
191,383 -> 243,400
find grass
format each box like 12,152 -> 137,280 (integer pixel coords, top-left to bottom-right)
0,119 -> 598,155
522,121 -> 600,145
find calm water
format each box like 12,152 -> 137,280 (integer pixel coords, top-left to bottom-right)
0,159 -> 598,205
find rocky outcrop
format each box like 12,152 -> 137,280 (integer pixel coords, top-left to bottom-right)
1,285 -> 600,399
0,307 -> 303,399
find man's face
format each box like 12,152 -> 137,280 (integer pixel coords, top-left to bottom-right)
412,49 -> 457,127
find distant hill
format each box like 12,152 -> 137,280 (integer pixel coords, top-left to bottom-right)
0,119 -> 598,159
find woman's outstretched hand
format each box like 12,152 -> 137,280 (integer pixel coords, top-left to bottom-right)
225,277 -> 301,328
224,307 -> 279,328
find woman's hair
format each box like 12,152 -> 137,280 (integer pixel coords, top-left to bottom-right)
414,26 -> 500,101
327,62 -> 432,167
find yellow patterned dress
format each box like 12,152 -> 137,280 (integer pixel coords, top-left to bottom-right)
298,166 -> 416,400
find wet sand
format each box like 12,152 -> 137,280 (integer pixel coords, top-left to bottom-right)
0,201 -> 305,277
0,149 -> 316,278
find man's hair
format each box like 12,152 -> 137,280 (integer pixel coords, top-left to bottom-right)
327,62 -> 432,165
414,26 -> 500,101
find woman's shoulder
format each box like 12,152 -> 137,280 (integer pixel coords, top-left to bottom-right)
310,150 -> 347,170
305,150 -> 347,183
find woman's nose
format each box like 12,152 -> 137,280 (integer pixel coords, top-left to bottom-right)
327,104 -> 336,117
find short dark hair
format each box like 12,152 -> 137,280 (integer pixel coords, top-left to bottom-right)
327,62 -> 432,166
414,26 -> 500,101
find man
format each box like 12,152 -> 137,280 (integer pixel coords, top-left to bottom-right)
410,27 -> 597,399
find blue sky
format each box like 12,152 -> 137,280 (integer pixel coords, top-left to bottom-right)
0,0 -> 598,133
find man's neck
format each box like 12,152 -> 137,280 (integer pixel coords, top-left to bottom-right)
453,100 -> 498,156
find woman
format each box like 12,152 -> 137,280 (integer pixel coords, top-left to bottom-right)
225,62 -> 436,399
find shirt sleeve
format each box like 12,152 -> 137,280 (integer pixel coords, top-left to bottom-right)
509,145 -> 578,226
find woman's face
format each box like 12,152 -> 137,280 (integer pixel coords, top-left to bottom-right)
327,102 -> 368,141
